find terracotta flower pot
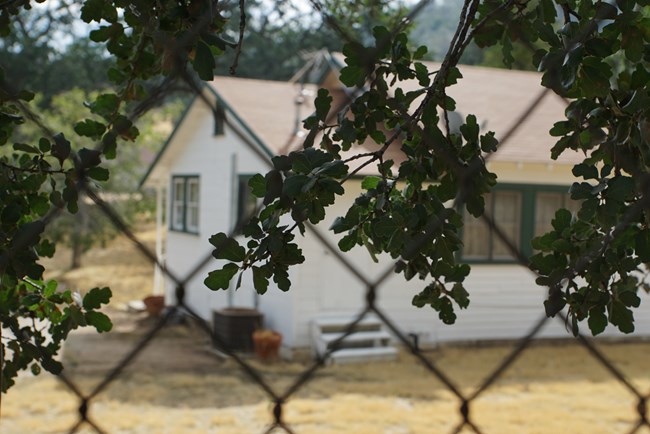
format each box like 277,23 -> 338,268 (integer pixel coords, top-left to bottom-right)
143,295 -> 165,317
252,330 -> 282,361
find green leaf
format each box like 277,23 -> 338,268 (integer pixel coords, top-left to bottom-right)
314,88 -> 332,121
273,267 -> 291,291
30,363 -> 41,376
569,182 -> 593,200
413,45 -> 428,60
302,127 -> 318,149
249,174 -> 266,198
414,62 -> 430,86
539,0 -> 557,23
446,67 -> 462,85
619,291 -> 641,308
80,0 -> 104,23
13,143 -> 40,154
38,138 -> 51,152
572,163 -> 599,180
609,300 -> 635,334
282,174 -> 309,198
338,233 -> 358,252
339,65 -> 366,87
606,176 -> 634,200
264,170 -> 283,205
51,133 -> 71,165
361,176 -> 381,190
480,132 -> 498,153
90,93 -> 120,118
252,266 -> 269,294
78,148 -> 102,168
44,280 -> 58,298
587,306 -> 607,336
209,233 -> 246,262
460,114 -> 479,142
552,209 -> 572,232
450,283 -> 470,309
635,230 -> 650,262
86,167 -> 109,181
83,287 -> 112,310
11,220 -> 45,249
85,311 -> 113,333
40,357 -> 63,375
336,119 -> 356,143
373,216 -> 399,238
204,263 -> 239,290
74,119 -> 107,139
192,41 -> 216,81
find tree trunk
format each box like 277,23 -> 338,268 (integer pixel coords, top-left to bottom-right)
69,197 -> 88,270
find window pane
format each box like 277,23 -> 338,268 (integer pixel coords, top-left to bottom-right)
186,179 -> 199,231
172,179 -> 185,230
174,179 -> 184,201
492,191 -> 521,260
462,194 -> 490,260
187,180 -> 199,202
535,192 -> 564,237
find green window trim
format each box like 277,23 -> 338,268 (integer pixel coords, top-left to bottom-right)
236,174 -> 258,229
460,183 -> 575,264
214,105 -> 225,136
170,175 -> 200,235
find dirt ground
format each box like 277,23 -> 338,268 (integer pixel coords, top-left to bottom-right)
2,228 -> 650,433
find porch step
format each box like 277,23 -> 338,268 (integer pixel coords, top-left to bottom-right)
329,346 -> 398,364
310,314 -> 397,363
321,330 -> 392,345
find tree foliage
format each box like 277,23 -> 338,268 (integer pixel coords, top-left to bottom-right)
206,0 -> 650,337
2,0 -> 650,393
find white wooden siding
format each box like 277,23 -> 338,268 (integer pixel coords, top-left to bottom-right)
161,100 -> 650,351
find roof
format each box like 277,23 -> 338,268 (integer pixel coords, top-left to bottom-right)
329,51 -> 580,165
141,53 -> 582,187
209,76 -> 317,156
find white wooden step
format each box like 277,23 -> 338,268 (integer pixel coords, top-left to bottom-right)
321,330 -> 391,344
328,346 -> 398,364
312,314 -> 382,328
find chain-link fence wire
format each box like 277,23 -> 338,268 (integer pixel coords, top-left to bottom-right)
1,0 -> 650,433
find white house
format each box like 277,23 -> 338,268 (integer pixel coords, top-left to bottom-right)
141,52 -> 650,356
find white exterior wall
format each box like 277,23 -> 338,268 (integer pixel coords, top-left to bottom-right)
164,104 -> 260,320
268,166 -> 650,348
161,103 -> 650,350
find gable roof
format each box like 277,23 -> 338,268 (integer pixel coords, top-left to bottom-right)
210,76 -> 317,156
328,51 -> 581,166
141,53 -> 582,188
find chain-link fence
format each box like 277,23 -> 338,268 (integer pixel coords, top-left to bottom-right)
2,0 -> 650,433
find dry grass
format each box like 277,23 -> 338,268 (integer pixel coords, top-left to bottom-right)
2,227 -> 650,433
40,225 -> 157,307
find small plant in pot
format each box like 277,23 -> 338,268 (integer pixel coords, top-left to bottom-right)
252,329 -> 282,361
143,295 -> 165,317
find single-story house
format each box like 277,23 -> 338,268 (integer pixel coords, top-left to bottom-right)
140,52 -> 650,357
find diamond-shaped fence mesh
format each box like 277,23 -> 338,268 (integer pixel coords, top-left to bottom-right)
1,0 -> 650,433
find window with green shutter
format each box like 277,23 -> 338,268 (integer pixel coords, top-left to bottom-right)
461,184 -> 578,263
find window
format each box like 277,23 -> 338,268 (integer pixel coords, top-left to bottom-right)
461,185 -> 578,262
214,106 -> 225,136
236,176 -> 258,227
170,175 -> 200,233
462,191 -> 522,261
534,191 -> 579,238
